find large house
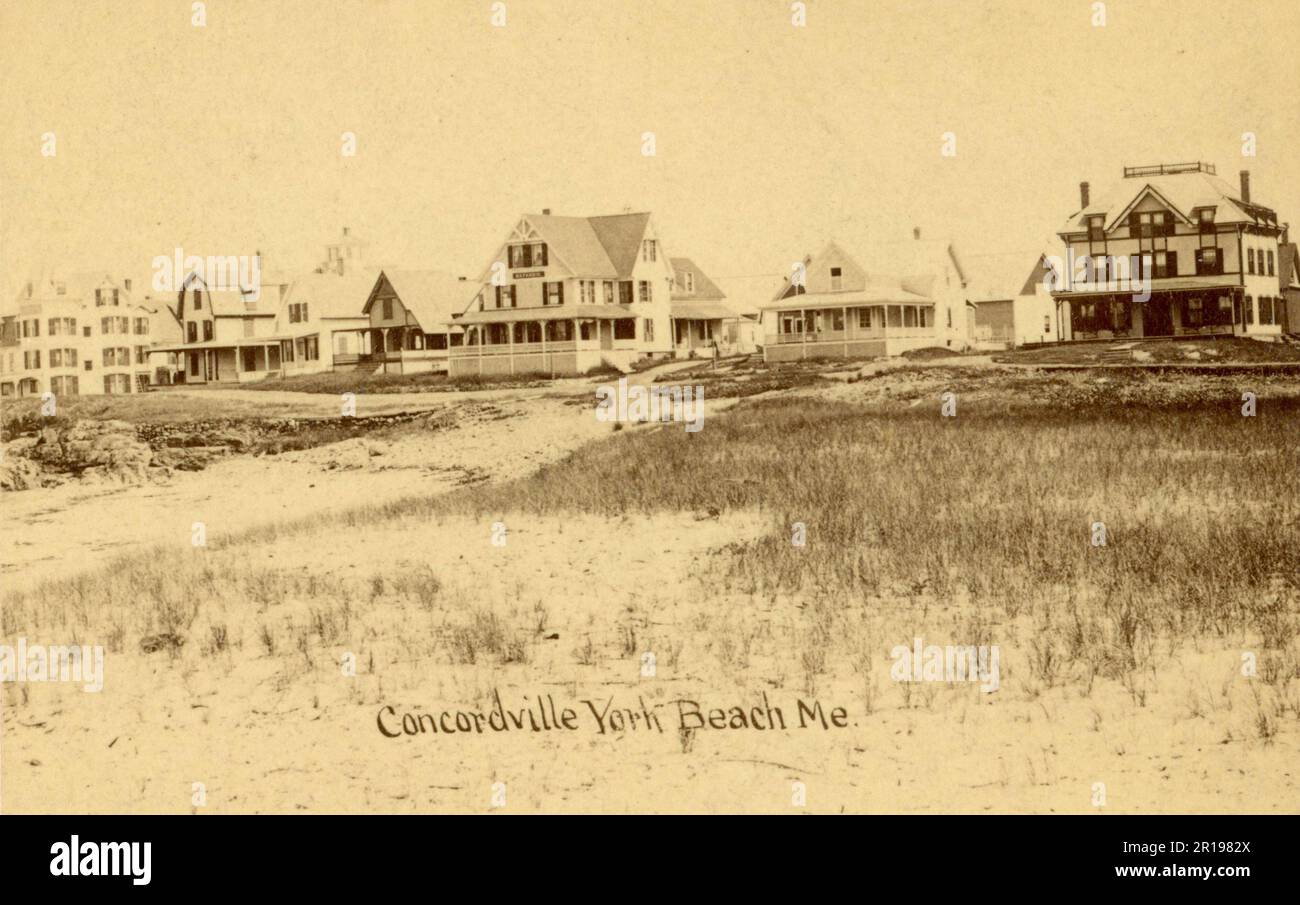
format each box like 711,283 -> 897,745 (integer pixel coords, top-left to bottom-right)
1,274 -> 181,397
759,234 -> 970,361
668,257 -> 756,357
449,210 -> 676,376
361,270 -> 475,373
161,272 -> 282,384
1051,163 -> 1289,340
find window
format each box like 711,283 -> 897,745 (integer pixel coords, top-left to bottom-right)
1155,250 -> 1177,279
887,306 -> 902,328
858,308 -> 872,329
135,346 -> 147,364
1197,209 -> 1215,234
335,333 -> 351,355
187,322 -> 198,343
1245,295 -> 1254,325
830,267 -> 842,291
1195,247 -> 1222,275
544,282 -> 564,306
904,307 -> 918,328
1087,216 -> 1105,241
382,298 -> 393,320
193,290 -> 202,311
580,280 -> 595,304
831,309 -> 845,331
24,350 -> 40,369
494,285 -> 516,308
134,317 -> 147,334
1267,251 -> 1275,276
50,349 -> 62,367
1260,296 -> 1274,325
919,308 -> 931,328
1248,249 -> 1256,274
619,282 -> 634,304
83,326 -> 91,337
644,318 -> 654,342
603,282 -> 615,304
614,319 -> 636,340
84,360 -> 93,371
642,239 -> 657,263
508,243 -> 547,268
1187,297 -> 1203,326
638,281 -> 651,303
1044,316 -> 1051,333
682,272 -> 695,293
48,318 -> 59,335
203,321 -> 213,341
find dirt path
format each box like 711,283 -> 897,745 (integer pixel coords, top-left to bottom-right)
0,395 -> 615,590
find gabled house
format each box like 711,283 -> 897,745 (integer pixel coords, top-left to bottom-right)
1052,163 -> 1290,340
449,210 -> 676,376
361,270 -> 476,373
669,257 -> 756,357
158,272 -> 280,384
759,234 -> 970,361
274,269 -> 378,375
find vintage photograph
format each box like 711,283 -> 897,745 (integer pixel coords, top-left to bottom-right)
2,0 -> 1298,821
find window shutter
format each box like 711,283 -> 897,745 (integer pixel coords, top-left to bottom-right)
558,282 -> 564,305
541,244 -> 548,266
1129,212 -> 1140,235
1166,251 -> 1177,278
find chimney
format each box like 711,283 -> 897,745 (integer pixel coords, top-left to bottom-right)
912,227 -> 921,240
541,208 -> 552,216
1080,181 -> 1091,209
1240,171 -> 1251,203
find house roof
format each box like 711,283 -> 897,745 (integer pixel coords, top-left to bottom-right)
963,250 -> 1055,302
1060,170 -> 1279,236
669,257 -> 726,301
670,301 -> 739,320
280,269 -> 380,320
519,212 -> 651,279
365,270 -> 477,333
766,285 -> 933,312
768,238 -> 965,306
454,305 -> 638,325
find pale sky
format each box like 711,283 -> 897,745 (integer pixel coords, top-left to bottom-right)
2,0 -> 1297,305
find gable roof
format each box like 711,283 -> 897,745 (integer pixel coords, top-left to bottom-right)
509,212 -> 651,280
669,257 -> 726,300
178,273 -> 274,316
770,238 -> 966,303
364,269 -> 476,332
280,268 -> 380,320
1060,170 -> 1280,236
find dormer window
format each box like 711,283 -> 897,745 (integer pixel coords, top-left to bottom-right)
830,267 -> 843,291
1197,208 -> 1215,234
508,243 -> 548,268
1087,216 -> 1104,241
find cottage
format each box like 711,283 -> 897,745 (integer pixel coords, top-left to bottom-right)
669,257 -> 756,357
361,270 -> 476,373
759,236 -> 969,362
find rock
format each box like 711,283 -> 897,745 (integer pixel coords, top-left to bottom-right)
23,419 -> 153,484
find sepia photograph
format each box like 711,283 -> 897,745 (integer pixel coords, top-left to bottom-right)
0,0 -> 1297,877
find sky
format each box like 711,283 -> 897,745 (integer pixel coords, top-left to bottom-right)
2,0 -> 1297,307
